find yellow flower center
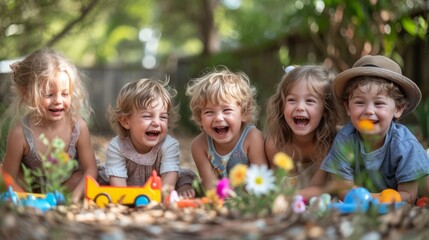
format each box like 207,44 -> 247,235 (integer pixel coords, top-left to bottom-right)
255,176 -> 263,185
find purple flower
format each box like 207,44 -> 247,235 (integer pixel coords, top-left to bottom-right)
48,156 -> 58,164
216,178 -> 232,199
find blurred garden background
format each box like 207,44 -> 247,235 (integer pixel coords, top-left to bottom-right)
0,0 -> 428,160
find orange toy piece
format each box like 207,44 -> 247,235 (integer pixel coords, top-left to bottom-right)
176,197 -> 210,208
86,170 -> 162,207
378,189 -> 401,203
1,167 -> 25,192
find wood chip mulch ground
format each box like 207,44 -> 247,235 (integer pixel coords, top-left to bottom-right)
2,201 -> 429,239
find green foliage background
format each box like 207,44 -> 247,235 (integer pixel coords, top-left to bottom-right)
1,0 -> 427,67
0,0 -> 428,158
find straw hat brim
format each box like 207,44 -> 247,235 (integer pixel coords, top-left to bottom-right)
333,66 -> 422,116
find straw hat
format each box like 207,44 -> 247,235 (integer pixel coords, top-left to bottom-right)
333,55 -> 421,116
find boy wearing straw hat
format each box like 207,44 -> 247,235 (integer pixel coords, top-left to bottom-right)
320,55 -> 429,204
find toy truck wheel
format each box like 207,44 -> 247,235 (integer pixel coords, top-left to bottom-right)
94,193 -> 111,207
135,195 -> 150,207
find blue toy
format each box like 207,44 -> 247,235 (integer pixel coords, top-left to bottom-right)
0,186 -> 65,212
328,187 -> 406,214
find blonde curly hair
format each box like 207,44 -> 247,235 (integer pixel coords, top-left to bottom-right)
186,66 -> 258,128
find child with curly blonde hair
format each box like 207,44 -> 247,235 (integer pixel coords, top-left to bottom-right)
186,67 -> 268,190
98,78 -> 196,198
265,65 -> 339,193
2,48 -> 97,203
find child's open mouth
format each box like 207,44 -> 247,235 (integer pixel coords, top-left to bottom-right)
49,108 -> 64,113
214,126 -> 229,135
293,116 -> 309,126
146,131 -> 160,137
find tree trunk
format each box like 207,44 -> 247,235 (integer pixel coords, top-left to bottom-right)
200,0 -> 220,55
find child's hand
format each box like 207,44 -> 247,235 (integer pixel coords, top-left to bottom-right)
176,184 -> 195,199
71,189 -> 82,204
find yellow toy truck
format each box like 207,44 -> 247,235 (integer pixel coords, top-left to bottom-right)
86,170 -> 162,207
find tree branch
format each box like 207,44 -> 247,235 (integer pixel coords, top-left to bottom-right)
47,0 -> 100,47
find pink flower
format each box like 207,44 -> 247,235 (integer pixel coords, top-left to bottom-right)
293,195 -> 306,213
216,178 -> 232,199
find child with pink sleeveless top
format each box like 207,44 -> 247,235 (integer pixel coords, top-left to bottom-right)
98,78 -> 196,198
1,48 -> 97,203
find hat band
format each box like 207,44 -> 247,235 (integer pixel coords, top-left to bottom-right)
361,64 -> 378,68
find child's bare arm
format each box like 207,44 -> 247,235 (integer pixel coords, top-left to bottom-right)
309,168 -> 327,186
109,176 -> 127,186
297,168 -> 327,200
397,181 -> 419,204
191,134 -> 218,190
264,136 -> 278,168
246,128 -> 268,166
161,171 -> 179,188
2,124 -> 26,189
299,186 -> 324,200
70,119 -> 98,202
323,174 -> 355,200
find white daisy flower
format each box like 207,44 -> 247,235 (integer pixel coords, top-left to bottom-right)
245,164 -> 276,196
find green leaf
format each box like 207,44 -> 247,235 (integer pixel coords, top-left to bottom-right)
401,17 -> 417,36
